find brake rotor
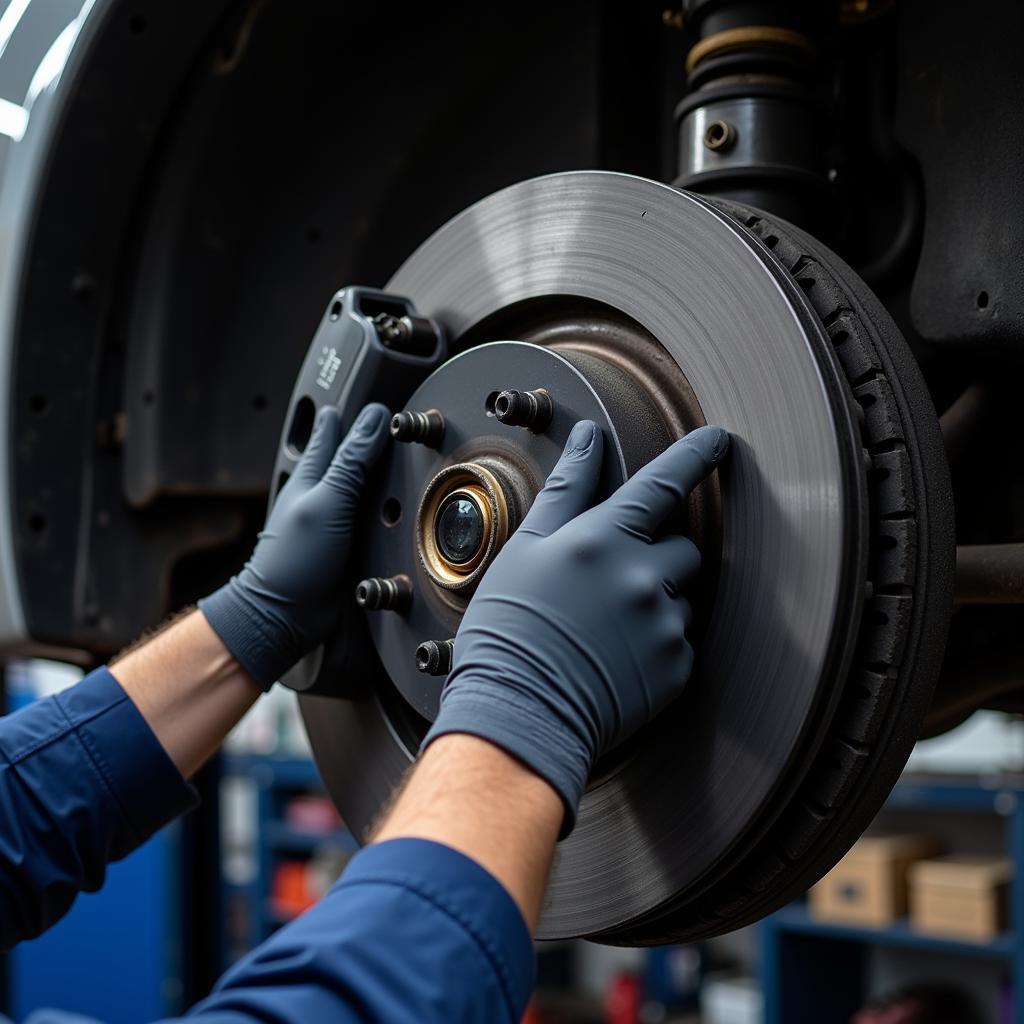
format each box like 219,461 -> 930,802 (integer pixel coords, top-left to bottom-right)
299,172 -> 953,942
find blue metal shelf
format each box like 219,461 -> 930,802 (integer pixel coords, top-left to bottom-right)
221,753 -> 323,789
264,821 -> 358,854
219,751 -> 365,964
770,902 -> 1015,960
219,753 -> 346,960
885,772 -> 1024,813
761,772 -> 1024,1024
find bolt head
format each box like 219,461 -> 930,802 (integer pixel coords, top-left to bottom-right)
703,119 -> 736,152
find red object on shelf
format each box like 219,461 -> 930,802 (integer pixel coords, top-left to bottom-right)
605,972 -> 642,1024
270,861 -> 318,919
851,984 -> 977,1023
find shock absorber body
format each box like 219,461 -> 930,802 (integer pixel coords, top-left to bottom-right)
674,0 -> 834,233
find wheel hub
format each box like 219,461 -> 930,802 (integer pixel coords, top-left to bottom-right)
358,339 -> 677,721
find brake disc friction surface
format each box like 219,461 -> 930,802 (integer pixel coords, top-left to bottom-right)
301,172 -> 864,938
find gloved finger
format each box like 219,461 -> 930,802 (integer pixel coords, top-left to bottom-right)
606,425 -> 729,536
654,615 -> 695,710
293,405 -> 343,486
656,534 -> 702,592
680,598 -> 694,633
320,402 -> 391,497
518,420 -> 604,539
676,639 -> 695,695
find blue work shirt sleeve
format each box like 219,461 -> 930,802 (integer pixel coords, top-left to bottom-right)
0,665 -> 198,950
183,837 -> 536,1024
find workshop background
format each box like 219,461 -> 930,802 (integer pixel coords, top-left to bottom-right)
1,0 -> 1023,1022
4,656 -> 1023,1024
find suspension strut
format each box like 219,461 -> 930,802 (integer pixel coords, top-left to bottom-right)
673,0 -> 835,233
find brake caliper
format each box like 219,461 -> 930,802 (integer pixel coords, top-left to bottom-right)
272,287 -> 446,695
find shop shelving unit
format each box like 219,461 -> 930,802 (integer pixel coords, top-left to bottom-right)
760,774 -> 1024,1023
219,753 -> 357,965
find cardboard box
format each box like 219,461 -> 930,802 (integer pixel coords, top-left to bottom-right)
909,855 -> 1011,941
809,834 -> 940,927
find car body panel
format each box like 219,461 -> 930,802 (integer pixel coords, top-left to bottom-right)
0,0 -> 100,650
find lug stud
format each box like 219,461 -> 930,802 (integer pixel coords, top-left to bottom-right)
391,409 -> 445,447
355,574 -> 412,613
493,388 -> 553,432
415,638 -> 454,676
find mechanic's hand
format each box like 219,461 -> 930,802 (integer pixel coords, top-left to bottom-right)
423,419 -> 729,835
199,403 -> 390,688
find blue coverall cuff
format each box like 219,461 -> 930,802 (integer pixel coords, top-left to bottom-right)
341,838 -> 536,1016
60,666 -> 199,845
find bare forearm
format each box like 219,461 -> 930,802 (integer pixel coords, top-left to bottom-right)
110,609 -> 261,778
373,734 -> 563,930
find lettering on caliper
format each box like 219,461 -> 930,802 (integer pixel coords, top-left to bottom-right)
316,345 -> 342,390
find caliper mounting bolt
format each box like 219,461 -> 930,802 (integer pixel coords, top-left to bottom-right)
355,574 -> 412,614
415,638 -> 455,676
371,312 -> 441,356
391,409 -> 445,448
493,387 -> 553,432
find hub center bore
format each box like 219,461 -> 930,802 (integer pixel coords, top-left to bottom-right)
416,461 -> 511,589
436,492 -> 485,565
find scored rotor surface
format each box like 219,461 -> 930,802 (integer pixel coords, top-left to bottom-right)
301,171 -> 860,939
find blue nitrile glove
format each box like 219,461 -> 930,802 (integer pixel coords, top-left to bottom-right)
199,403 -> 391,688
423,420 -> 729,835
